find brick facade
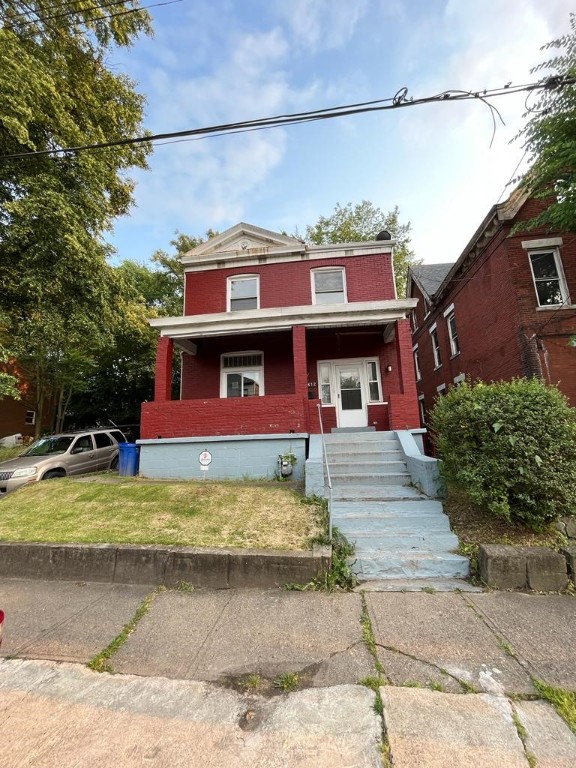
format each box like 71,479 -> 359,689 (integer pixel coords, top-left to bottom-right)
410,194 -> 576,422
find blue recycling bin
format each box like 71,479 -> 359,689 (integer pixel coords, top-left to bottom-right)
118,442 -> 140,477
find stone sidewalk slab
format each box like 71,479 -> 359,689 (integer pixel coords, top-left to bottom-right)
0,579 -> 150,662
468,593 -> 576,688
381,687 -> 528,767
366,592 -> 533,694
514,700 -> 576,768
0,659 -> 381,768
113,589 -> 373,687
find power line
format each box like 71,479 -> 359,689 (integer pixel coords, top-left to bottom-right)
1,0 -> 178,25
2,76 -> 574,161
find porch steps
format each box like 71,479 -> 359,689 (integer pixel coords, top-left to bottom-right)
324,431 -> 469,583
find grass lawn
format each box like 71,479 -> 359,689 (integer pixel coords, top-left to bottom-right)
0,476 -> 323,550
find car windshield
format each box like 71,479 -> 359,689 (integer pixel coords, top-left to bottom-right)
22,436 -> 74,456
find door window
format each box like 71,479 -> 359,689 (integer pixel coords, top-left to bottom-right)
339,369 -> 362,410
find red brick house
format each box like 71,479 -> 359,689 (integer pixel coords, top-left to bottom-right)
139,224 -> 420,479
407,188 -> 576,424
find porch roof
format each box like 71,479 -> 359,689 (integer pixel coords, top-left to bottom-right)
149,299 -> 418,342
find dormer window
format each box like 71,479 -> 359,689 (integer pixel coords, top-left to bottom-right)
312,268 -> 346,305
228,275 -> 259,311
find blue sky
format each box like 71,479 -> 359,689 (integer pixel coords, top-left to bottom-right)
107,0 -> 573,268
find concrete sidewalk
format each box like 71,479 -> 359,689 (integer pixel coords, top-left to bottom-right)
1,578 -> 575,766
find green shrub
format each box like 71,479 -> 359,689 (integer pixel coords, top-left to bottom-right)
430,378 -> 576,529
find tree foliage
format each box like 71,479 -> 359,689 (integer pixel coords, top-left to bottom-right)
518,13 -> 576,232
304,201 -> 420,295
0,2 -> 153,433
430,378 -> 576,529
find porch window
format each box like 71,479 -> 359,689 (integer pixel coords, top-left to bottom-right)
528,250 -> 569,307
227,275 -> 259,311
365,360 -> 382,402
221,352 -> 264,397
311,268 -> 346,305
318,362 -> 332,404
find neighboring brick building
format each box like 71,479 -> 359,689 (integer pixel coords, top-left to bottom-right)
142,223 -> 420,446
407,188 -> 576,424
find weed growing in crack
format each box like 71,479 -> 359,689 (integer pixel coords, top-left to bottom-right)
532,679 -> 576,734
497,638 -> 517,658
239,674 -> 262,691
171,580 -> 194,593
360,676 -> 385,715
459,679 -> 479,694
88,589 -> 157,673
428,681 -> 445,692
421,586 -> 437,594
511,708 -> 537,767
381,742 -> 393,768
273,672 -> 300,693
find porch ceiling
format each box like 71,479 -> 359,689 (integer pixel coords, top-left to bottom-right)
149,299 -> 418,340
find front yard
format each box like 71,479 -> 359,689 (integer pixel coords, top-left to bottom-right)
0,477 -> 323,550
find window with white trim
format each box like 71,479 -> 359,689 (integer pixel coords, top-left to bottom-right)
311,268 -> 346,305
365,360 -> 382,402
418,395 -> 426,425
527,250 -> 569,307
446,312 -> 460,356
318,362 -> 332,404
227,275 -> 259,311
221,352 -> 264,397
436,383 -> 446,395
25,410 -> 36,425
413,345 -> 421,381
430,325 -> 442,368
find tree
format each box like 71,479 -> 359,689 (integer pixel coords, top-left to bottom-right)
304,201 -> 420,296
0,2 -> 153,431
517,13 -> 576,232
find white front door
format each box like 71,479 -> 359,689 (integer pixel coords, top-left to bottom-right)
336,364 -> 367,428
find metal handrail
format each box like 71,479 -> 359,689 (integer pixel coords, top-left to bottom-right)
316,403 -> 333,540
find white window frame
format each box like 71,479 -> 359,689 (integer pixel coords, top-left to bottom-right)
25,410 -> 36,426
220,351 -> 264,397
453,373 -> 466,385
436,383 -> 446,394
365,360 -> 383,403
418,394 -> 426,425
318,361 -> 333,405
526,248 -> 569,308
413,344 -> 421,381
227,274 -> 260,312
429,323 -> 442,369
444,304 -> 460,357
311,267 -> 347,306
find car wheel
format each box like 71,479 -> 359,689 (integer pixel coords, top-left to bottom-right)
42,470 -> 65,480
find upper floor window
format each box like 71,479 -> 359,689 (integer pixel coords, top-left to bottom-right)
413,345 -> 421,381
446,312 -> 460,356
410,309 -> 419,333
528,250 -> 569,307
221,352 -> 264,397
227,275 -> 259,311
312,268 -> 346,305
25,410 -> 36,425
430,324 -> 442,369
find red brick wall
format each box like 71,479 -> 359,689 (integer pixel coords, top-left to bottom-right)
184,252 -> 395,314
413,196 -> 576,416
141,395 -> 312,438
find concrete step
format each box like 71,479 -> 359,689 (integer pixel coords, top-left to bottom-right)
325,448 -> 404,460
331,499 -> 445,515
324,431 -> 397,443
330,485 -> 425,500
328,461 -> 408,474
356,578 -> 481,592
336,518 -> 454,537
354,553 -> 470,580
349,532 -> 460,552
330,472 -> 411,486
330,426 -> 376,433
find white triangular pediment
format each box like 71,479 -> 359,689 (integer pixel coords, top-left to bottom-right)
181,223 -> 305,263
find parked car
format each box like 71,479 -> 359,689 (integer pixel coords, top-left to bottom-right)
0,428 -> 127,496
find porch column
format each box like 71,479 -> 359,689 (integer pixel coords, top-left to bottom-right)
292,325 -> 308,395
389,319 -> 420,429
154,336 -> 174,402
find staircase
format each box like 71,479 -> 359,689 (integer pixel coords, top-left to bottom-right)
324,431 -> 469,583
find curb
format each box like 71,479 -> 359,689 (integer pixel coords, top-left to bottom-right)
0,542 -> 332,589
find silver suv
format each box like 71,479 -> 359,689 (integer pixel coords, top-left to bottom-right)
0,428 -> 127,495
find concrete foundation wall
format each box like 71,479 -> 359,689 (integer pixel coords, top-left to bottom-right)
395,429 -> 444,498
138,434 -> 308,482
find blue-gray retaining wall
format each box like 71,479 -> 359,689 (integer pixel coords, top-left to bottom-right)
137,434 -> 308,482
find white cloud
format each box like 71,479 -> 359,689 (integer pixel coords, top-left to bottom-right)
278,0 -> 369,50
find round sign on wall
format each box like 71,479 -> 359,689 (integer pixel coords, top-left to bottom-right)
199,450 -> 212,466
